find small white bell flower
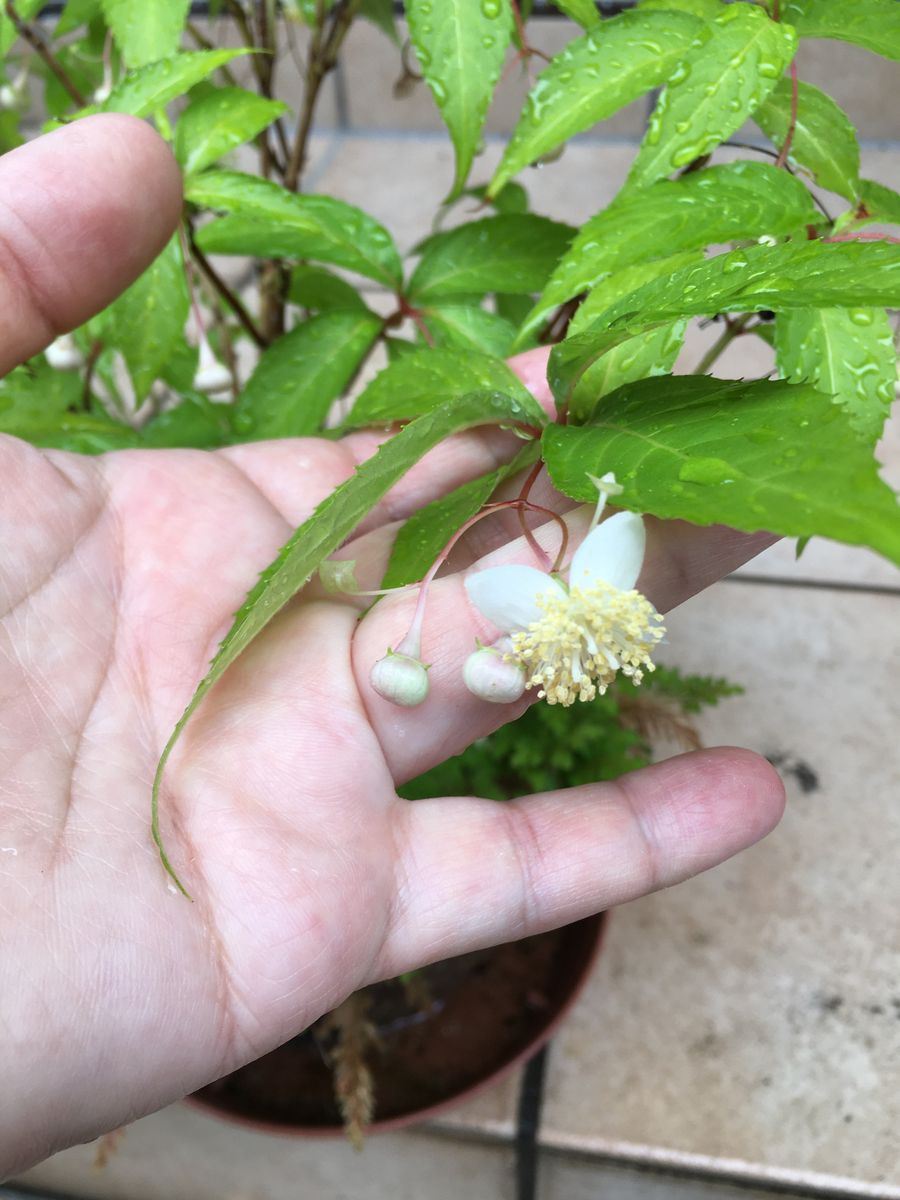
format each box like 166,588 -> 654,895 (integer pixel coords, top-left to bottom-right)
462,637 -> 526,704
370,650 -> 430,708
465,511 -> 664,707
44,334 -> 84,371
193,339 -> 232,395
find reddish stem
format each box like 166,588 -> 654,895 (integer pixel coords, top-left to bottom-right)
774,61 -> 799,170
824,231 -> 900,245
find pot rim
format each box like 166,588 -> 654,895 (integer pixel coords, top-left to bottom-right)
186,910 -> 608,1138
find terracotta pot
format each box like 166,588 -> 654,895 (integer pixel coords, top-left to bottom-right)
188,913 -> 606,1137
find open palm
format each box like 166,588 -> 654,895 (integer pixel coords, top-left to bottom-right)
0,117 -> 784,1178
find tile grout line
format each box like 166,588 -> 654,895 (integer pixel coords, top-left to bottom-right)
725,573 -> 900,598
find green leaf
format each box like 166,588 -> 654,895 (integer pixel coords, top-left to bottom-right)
288,265 -> 370,313
518,160 -> 818,346
95,235 -> 189,402
102,50 -> 248,117
142,394 -> 235,449
545,0 -> 600,28
495,292 -> 536,329
102,0 -> 190,68
775,307 -> 897,442
359,0 -> 399,43
628,4 -> 796,189
0,361 -> 142,452
859,179 -> 900,226
382,442 -> 540,588
565,253 -> 699,420
489,9 -> 703,196
407,0 -> 514,199
187,170 -> 402,287
345,346 -> 543,428
234,311 -> 383,440
464,181 -> 530,214
152,388 -> 544,890
408,215 -> 575,300
638,0 -> 723,15
175,86 -> 289,176
542,375 -> 900,566
422,303 -> 517,356
549,240 -> 900,405
782,0 -> 900,61
55,0 -> 103,37
754,79 -> 859,200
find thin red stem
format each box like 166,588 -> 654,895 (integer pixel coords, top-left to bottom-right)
774,61 -> 799,169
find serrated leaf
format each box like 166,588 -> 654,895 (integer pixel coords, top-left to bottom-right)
95,235 -> 189,402
754,78 -> 859,200
546,0 -> 600,28
549,240 -> 900,405
859,179 -> 900,226
566,253 -> 699,420
288,265 -> 370,313
408,215 -> 575,300
628,4 -> 796,189
102,0 -> 190,68
235,311 -> 383,440
518,160 -> 818,346
345,346 -> 543,428
152,388 -> 545,888
407,0 -> 514,199
188,170 -> 402,287
542,375 -> 900,566
175,86 -> 289,176
102,50 -> 248,117
422,303 -> 517,356
782,0 -> 900,61
489,8 -> 703,196
382,442 -> 540,588
775,307 -> 896,442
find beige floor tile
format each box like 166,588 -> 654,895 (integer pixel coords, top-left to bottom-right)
538,580 -> 900,1194
17,1104 -> 515,1200
543,1154 -> 814,1200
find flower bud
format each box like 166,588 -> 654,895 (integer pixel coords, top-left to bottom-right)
463,639 -> 526,705
44,334 -> 84,371
370,651 -> 429,708
193,340 -> 232,395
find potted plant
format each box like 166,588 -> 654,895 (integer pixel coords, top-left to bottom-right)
0,0 -> 897,1154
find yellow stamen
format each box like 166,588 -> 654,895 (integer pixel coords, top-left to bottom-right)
508,579 -> 665,707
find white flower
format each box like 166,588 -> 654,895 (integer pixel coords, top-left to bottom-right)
193,339 -> 232,395
464,511 -> 664,707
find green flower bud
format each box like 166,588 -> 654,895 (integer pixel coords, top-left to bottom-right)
462,639 -> 526,705
370,650 -> 429,708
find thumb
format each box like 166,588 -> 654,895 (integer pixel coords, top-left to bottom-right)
0,113 -> 182,375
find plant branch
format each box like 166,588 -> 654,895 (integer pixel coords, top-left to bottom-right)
5,0 -> 87,107
694,313 -> 753,375
186,220 -> 267,349
284,0 -> 358,192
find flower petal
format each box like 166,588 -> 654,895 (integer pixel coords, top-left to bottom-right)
465,565 -> 565,632
570,511 -> 646,592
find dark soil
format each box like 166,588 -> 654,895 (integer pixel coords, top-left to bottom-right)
192,916 -> 602,1130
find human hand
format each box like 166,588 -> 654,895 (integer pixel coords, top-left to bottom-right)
0,117 -> 784,1177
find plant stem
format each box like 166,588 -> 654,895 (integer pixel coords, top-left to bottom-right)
694,313 -> 753,375
774,60 -> 799,169
186,220 -> 267,349
5,0 -> 86,107
284,0 -> 358,192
